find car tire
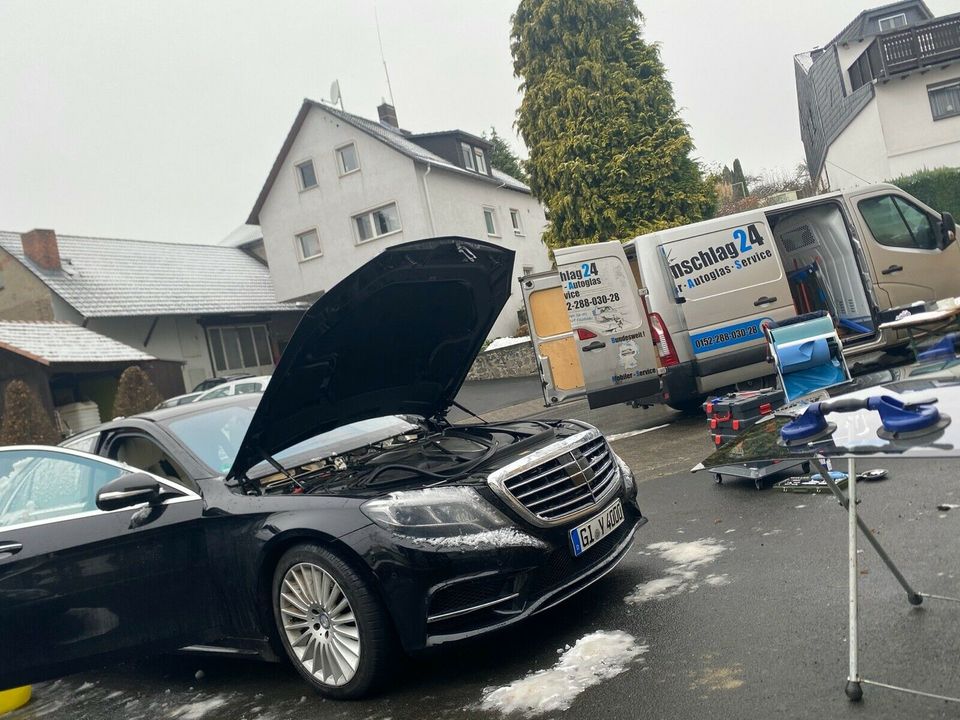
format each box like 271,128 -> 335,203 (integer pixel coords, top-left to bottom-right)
271,543 -> 396,699
667,396 -> 707,414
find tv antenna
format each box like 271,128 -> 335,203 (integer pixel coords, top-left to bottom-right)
374,1 -> 395,106
329,79 -> 344,110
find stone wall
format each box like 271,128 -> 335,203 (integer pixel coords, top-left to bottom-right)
466,340 -> 538,381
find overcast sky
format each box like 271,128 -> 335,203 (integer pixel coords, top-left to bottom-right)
1,0 -> 956,244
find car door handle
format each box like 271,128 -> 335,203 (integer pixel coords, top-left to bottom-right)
0,541 -> 23,559
754,296 -> 777,307
882,264 -> 903,275
582,341 -> 606,352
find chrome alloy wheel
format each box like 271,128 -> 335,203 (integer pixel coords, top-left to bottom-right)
279,562 -> 361,686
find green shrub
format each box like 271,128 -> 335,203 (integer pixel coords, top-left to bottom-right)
0,379 -> 59,445
112,366 -> 161,418
889,167 -> 960,218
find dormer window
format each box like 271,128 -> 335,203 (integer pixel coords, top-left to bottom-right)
461,142 -> 475,171
459,141 -> 489,175
878,13 -> 907,32
474,148 -> 487,174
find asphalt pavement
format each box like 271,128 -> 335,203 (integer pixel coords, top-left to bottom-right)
11,388 -> 960,720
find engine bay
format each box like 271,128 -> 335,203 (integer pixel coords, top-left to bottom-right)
254,419 -> 578,495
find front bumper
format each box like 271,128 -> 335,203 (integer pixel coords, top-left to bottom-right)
353,499 -> 646,653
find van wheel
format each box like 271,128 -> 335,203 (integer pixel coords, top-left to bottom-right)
667,396 -> 707,414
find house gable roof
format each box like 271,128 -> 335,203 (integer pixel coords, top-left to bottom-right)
830,0 -> 933,46
247,100 -> 530,224
0,321 -> 156,365
0,232 -> 304,319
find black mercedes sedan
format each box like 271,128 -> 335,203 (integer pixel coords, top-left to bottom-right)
0,237 -> 647,699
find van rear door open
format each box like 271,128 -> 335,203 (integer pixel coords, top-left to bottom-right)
662,220 -> 794,372
553,242 -> 660,408
521,271 -> 586,405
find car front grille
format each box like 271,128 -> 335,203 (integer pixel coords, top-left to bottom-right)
487,428 -> 619,527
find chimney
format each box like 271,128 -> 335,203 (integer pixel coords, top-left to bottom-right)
377,102 -> 399,128
20,229 -> 61,271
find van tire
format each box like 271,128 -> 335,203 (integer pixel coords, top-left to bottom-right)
667,396 -> 707,414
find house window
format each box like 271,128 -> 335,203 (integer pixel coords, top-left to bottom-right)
510,209 -> 524,235
337,143 -> 360,175
461,142 -> 475,171
878,13 -> 907,32
355,203 -> 402,243
296,228 -> 322,260
208,324 -> 274,373
296,159 -> 317,190
929,80 -> 960,121
483,207 -> 499,237
474,148 -> 487,174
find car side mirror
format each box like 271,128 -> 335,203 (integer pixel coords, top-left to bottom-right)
941,212 -> 956,249
96,472 -> 162,511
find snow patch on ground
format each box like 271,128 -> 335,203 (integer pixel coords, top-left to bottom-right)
626,538 -> 730,604
171,696 -> 230,719
485,336 -> 530,352
479,631 -> 647,716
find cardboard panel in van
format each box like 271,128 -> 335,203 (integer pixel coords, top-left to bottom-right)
660,219 -> 793,359
520,273 -> 587,405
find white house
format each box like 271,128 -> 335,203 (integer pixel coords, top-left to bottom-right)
795,1 -> 960,191
247,100 -> 551,339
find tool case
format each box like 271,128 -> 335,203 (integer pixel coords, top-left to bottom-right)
703,388 -> 786,446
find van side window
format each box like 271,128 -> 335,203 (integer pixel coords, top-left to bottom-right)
858,195 -> 938,250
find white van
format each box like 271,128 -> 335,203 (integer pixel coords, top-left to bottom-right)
521,184 -> 958,411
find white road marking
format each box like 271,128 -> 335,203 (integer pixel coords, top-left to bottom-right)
606,423 -> 671,443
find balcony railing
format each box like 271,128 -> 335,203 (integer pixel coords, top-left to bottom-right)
849,13 -> 960,91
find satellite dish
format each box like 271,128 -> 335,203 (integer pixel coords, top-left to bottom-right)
330,80 -> 341,106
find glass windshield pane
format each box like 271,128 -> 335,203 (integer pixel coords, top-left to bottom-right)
0,449 -> 125,527
164,404 -> 258,474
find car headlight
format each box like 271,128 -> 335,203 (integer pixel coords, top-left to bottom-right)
361,486 -> 511,537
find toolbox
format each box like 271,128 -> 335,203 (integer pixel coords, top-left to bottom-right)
703,388 -> 786,447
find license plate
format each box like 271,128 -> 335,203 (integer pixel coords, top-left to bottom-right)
569,500 -> 624,557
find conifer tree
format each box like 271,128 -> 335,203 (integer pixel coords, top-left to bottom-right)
732,158 -> 749,200
483,127 -> 528,182
0,380 -> 59,445
511,0 -> 715,247
112,366 -> 161,418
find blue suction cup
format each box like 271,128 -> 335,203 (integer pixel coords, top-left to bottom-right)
780,403 -> 836,447
869,395 -> 950,440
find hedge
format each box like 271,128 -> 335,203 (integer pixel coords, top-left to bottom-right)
889,167 -> 960,218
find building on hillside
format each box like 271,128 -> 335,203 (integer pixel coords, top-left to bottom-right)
247,100 -> 550,338
795,1 -> 960,190
0,229 -> 306,398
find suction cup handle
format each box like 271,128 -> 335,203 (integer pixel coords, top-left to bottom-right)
819,397 -> 871,415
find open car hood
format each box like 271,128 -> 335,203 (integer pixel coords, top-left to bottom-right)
228,237 -> 515,481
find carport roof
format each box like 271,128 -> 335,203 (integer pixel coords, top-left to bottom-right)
0,321 -> 156,365
0,231 -> 305,318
